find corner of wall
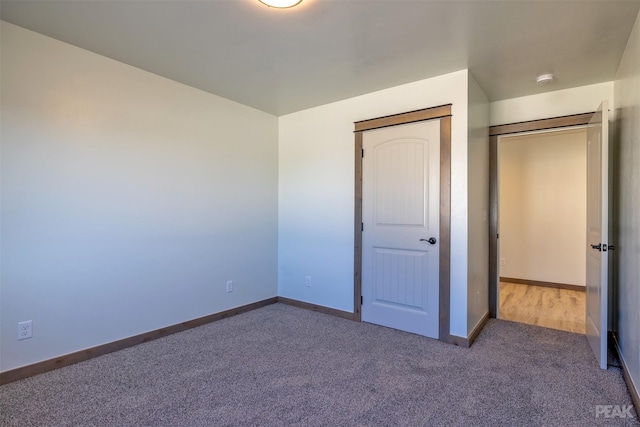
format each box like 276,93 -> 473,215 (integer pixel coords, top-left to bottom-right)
1,22 -> 280,372
466,73 -> 490,335
612,7 -> 640,413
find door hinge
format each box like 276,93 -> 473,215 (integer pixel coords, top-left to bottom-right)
362,149 -> 364,158
361,222 -> 364,232
361,295 -> 363,305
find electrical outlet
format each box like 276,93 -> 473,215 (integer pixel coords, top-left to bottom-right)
500,258 -> 506,266
18,320 -> 32,340
226,280 -> 233,293
305,276 -> 311,287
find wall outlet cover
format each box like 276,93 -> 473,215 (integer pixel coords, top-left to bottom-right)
18,320 -> 33,340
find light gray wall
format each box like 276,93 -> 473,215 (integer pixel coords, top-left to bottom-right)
278,70 -> 472,337
0,22 -> 279,371
614,9 -> 640,398
490,82 -> 613,126
467,73 -> 490,334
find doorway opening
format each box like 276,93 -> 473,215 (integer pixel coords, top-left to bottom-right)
497,127 -> 587,333
489,113 -> 595,333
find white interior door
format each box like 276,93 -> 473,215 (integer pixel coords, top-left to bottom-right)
361,119 -> 440,338
586,101 -> 609,370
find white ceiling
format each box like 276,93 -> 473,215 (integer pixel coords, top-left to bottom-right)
2,0 -> 639,116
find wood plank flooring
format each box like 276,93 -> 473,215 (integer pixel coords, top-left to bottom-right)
498,281 -> 586,334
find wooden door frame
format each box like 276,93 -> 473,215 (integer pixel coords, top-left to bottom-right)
353,104 -> 453,343
488,112 -> 594,317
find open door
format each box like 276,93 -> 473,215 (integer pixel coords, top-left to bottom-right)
586,101 -> 609,370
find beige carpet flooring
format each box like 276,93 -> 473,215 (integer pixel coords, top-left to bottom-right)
1,303 -> 637,426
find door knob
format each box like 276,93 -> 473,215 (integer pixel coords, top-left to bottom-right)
590,243 -> 602,251
420,237 -> 437,245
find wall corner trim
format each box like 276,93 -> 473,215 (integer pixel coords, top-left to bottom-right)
277,297 -> 358,321
467,311 -> 491,347
443,311 -> 490,348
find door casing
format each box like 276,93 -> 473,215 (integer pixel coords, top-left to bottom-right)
353,104 -> 454,344
488,113 -> 594,317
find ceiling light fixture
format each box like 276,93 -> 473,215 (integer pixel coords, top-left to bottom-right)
259,0 -> 303,8
536,73 -> 555,85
